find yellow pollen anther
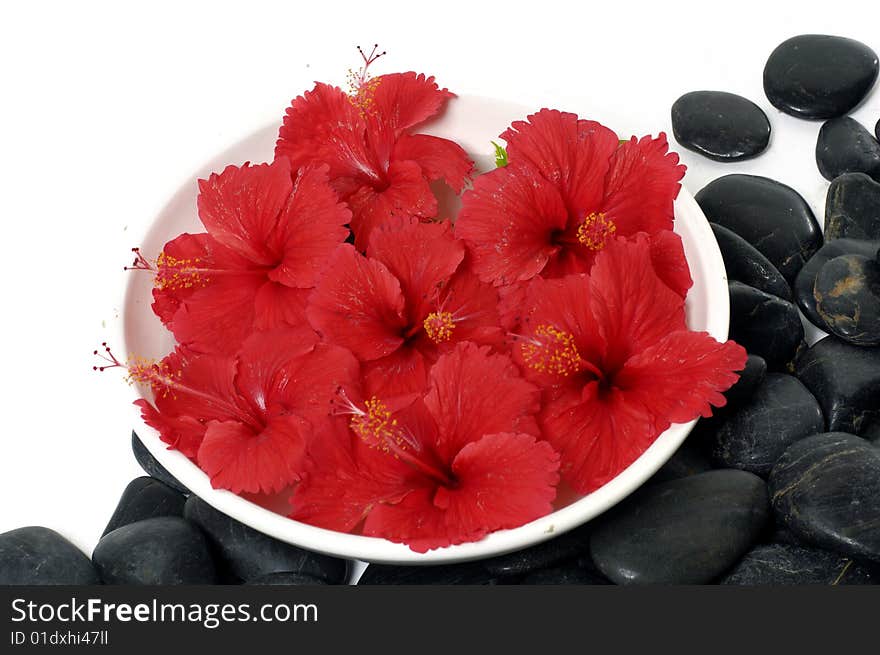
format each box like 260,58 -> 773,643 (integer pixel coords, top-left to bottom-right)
350,397 -> 403,453
423,311 -> 456,344
577,212 -> 616,251
155,252 -> 207,291
521,325 -> 583,377
125,356 -> 180,399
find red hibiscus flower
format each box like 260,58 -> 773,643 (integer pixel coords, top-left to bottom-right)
511,236 -> 746,494
290,343 -> 560,552
455,109 -> 689,296
146,159 -> 350,355
98,328 -> 359,494
306,216 -> 503,396
274,49 -> 473,250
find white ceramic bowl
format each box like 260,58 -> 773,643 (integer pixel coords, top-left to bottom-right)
121,95 -> 729,564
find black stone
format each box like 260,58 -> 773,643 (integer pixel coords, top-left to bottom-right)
711,374 -> 824,476
131,431 -> 189,494
103,477 -> 187,537
794,239 -> 880,327
481,525 -> 592,577
876,117 -> 880,142
721,542 -> 875,585
769,432 -> 880,563
183,496 -> 348,584
0,527 -> 100,585
825,173 -> 880,241
763,34 -> 879,119
795,335 -> 880,437
246,572 -> 328,585
816,117 -> 880,182
728,282 -> 804,370
671,91 -> 771,162
711,224 -> 791,300
650,436 -> 714,484
519,564 -> 611,585
696,175 -> 822,282
814,254 -> 880,346
92,517 -> 217,585
357,562 -> 498,585
589,470 -> 770,584
724,355 -> 768,408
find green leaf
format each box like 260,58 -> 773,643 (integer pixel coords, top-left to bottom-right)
491,141 -> 508,168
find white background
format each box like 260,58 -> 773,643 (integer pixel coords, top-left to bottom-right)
1,0 -> 879,557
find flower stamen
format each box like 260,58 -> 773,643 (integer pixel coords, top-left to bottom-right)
577,212 -> 616,251
520,325 -> 585,377
346,43 -> 386,115
423,311 -> 456,344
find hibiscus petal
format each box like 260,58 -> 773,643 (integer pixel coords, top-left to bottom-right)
433,264 -> 504,349
306,244 -> 407,360
601,133 -> 685,236
135,399 -> 205,459
197,415 -> 312,494
541,383 -> 656,494
363,433 -> 559,552
423,342 -> 540,462
267,165 -> 352,288
347,159 -> 438,250
392,133 -> 473,192
456,163 -> 569,285
501,109 -> 620,215
197,160 -> 293,265
253,281 -> 311,331
615,330 -> 748,427
369,72 -> 455,134
648,230 -> 693,298
589,235 -> 687,370
366,216 -> 464,323
277,343 -> 361,421
362,346 -> 428,398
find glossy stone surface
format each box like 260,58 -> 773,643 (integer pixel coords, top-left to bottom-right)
183,496 -> 348,583
795,336 -> 880,437
650,437 -> 713,485
358,562 -> 498,585
724,355 -> 768,408
246,572 -> 328,585
589,470 -> 770,584
816,117 -> 880,182
696,175 -> 822,282
671,91 -> 771,161
728,282 -> 804,370
763,34 -> 879,119
814,254 -> 880,346
794,239 -> 880,327
711,223 -> 791,300
769,432 -> 880,563
825,173 -> 880,241
102,477 -> 186,536
93,517 -> 217,585
131,431 -> 189,494
481,524 -> 592,577
711,374 -> 824,476
0,527 -> 100,585
721,542 -> 875,585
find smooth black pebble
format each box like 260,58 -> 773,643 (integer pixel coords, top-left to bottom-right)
769,432 -> 880,563
481,524 -> 592,577
92,517 -> 217,585
650,437 -> 714,485
728,282 -> 804,370
184,496 -> 348,584
0,527 -> 100,585
724,354 -> 768,408
358,562 -> 498,585
814,254 -> 880,346
671,90 -> 771,161
131,431 -> 189,494
825,173 -> 880,240
589,470 -> 770,584
721,542 -> 875,584
711,224 -> 791,300
103,477 -> 186,536
795,335 -> 880,437
816,117 -> 880,182
519,564 -> 611,585
794,238 -> 880,327
246,572 -> 328,585
696,175 -> 822,282
711,374 -> 824,476
763,34 -> 879,119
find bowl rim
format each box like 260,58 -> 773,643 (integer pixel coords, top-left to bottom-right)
120,96 -> 729,564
